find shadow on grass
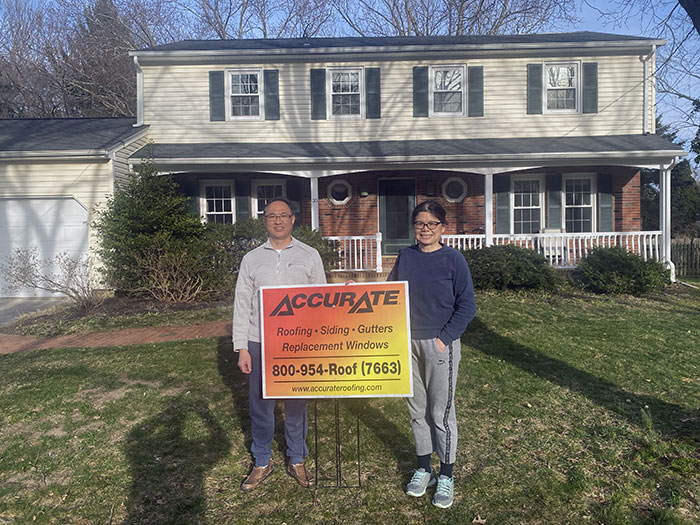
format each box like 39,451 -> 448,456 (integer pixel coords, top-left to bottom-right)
467,317 -> 699,441
341,399 -> 414,470
124,397 -> 230,524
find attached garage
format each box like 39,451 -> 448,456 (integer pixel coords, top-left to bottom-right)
0,198 -> 89,297
0,118 -> 149,298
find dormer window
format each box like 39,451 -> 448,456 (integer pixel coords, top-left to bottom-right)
227,69 -> 263,119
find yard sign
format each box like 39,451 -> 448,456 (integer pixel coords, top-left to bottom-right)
260,282 -> 412,399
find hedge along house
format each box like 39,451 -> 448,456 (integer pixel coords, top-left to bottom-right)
127,32 -> 685,278
0,118 -> 148,297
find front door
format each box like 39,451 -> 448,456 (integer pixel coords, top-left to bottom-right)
379,179 -> 415,255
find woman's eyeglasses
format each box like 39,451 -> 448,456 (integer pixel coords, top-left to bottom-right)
413,221 -> 442,230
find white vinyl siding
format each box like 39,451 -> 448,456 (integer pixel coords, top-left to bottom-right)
113,135 -> 149,187
140,54 -> 646,144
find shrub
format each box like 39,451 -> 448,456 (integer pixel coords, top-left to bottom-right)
575,246 -> 670,296
93,161 -> 205,294
0,248 -> 103,310
462,244 -> 561,291
291,225 -> 340,272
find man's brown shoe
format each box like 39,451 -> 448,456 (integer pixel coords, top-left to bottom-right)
241,464 -> 273,492
286,461 -> 315,488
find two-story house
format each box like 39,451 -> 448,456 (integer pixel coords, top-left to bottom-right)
127,32 -> 684,273
0,32 -> 686,296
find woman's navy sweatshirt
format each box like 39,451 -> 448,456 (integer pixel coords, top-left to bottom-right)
388,244 -> 476,345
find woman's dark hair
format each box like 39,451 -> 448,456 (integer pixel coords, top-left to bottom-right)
411,200 -> 448,225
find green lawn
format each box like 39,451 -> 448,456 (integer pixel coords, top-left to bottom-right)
1,286 -> 698,524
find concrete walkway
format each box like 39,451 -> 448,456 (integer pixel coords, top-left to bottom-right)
0,320 -> 232,355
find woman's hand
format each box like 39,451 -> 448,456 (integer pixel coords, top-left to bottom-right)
436,338 -> 446,352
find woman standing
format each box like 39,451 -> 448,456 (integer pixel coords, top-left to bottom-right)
388,200 -> 476,509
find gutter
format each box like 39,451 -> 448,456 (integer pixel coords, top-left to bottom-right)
129,39 -> 666,61
127,149 -> 686,166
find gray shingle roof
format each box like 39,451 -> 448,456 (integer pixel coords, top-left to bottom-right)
0,117 -> 146,155
130,135 -> 684,166
135,32 -> 660,53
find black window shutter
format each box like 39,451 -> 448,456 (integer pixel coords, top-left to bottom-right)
264,69 -> 279,120
527,64 -> 542,115
413,66 -> 429,117
235,180 -> 251,222
582,62 -> 598,114
468,66 -> 484,117
366,68 -> 381,119
310,69 -> 326,120
598,174 -> 614,232
209,71 -> 225,121
494,174 -> 511,234
546,174 -> 562,230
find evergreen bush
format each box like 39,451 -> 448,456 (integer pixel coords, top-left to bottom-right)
575,246 -> 670,296
462,244 -> 561,291
93,162 -> 205,296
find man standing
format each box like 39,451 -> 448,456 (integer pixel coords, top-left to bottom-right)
233,198 -> 326,492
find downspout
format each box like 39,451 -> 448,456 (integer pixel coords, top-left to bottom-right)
660,156 -> 679,282
640,45 -> 656,134
133,56 -> 144,127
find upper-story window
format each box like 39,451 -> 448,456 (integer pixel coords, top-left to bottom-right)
329,68 -> 363,118
227,69 -> 263,119
430,65 -> 465,116
545,63 -> 578,112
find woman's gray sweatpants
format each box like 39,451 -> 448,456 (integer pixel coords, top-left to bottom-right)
406,338 -> 461,465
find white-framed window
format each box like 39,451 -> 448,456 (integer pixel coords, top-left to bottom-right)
511,176 -> 544,234
545,63 -> 579,112
563,175 -> 595,232
327,179 -> 352,205
328,68 -> 363,118
200,181 -> 235,224
430,65 -> 466,116
442,177 -> 468,203
226,69 -> 263,119
252,180 -> 286,219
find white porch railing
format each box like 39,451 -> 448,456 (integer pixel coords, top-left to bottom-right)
324,232 -> 383,272
324,231 -> 662,271
490,231 -> 662,267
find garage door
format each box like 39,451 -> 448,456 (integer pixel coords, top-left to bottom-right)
0,198 -> 89,297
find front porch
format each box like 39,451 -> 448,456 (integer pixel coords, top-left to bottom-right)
324,230 -> 663,273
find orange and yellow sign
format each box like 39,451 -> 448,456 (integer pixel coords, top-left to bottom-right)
260,282 -> 412,398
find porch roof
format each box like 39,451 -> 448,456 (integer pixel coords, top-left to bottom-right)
130,134 -> 685,173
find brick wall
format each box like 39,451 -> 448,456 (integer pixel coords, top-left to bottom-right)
612,169 -> 641,232
314,171 -> 484,236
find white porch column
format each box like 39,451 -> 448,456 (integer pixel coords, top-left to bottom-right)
659,163 -> 676,281
310,176 -> 320,231
484,171 -> 494,246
